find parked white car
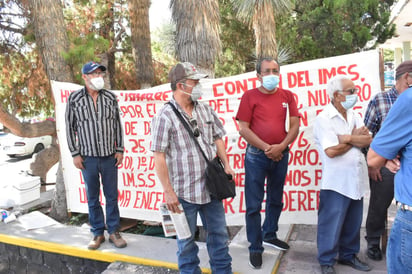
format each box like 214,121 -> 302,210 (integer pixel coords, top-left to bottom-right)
2,134 -> 52,158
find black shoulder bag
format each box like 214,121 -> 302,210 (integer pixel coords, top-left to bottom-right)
167,102 -> 236,200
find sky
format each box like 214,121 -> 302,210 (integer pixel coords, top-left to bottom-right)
149,0 -> 172,31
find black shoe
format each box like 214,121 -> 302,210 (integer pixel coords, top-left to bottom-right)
320,265 -> 336,274
263,238 -> 290,250
367,244 -> 382,261
338,256 -> 371,272
249,252 -> 262,269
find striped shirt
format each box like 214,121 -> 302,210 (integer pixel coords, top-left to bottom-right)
65,87 -> 124,157
151,98 -> 226,204
364,86 -> 400,137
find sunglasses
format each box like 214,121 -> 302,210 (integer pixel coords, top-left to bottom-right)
338,88 -> 359,95
189,118 -> 200,138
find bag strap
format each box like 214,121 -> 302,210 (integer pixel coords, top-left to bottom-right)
167,102 -> 210,163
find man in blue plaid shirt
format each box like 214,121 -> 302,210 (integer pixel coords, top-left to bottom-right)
364,60 -> 412,261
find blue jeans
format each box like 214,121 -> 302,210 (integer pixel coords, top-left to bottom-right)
317,190 -> 363,265
81,155 -> 120,236
387,208 -> 412,274
178,198 -> 232,274
244,145 -> 289,253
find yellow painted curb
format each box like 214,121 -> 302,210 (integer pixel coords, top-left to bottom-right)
0,233 -> 210,273
0,233 -> 244,273
271,224 -> 295,274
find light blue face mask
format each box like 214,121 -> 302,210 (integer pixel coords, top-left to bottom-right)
341,94 -> 358,110
262,75 -> 280,91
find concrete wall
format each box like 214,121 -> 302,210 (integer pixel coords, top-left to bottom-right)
0,242 -> 109,274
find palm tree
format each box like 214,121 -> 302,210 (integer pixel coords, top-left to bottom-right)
128,0 -> 155,88
230,0 -> 292,59
170,0 -> 221,77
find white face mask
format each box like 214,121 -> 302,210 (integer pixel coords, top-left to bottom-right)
181,83 -> 203,102
89,77 -> 105,90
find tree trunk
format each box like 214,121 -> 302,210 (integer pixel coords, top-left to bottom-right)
26,0 -> 74,221
129,0 -> 155,88
171,0 -> 221,76
253,2 -> 278,59
29,0 -> 73,82
49,160 -> 68,222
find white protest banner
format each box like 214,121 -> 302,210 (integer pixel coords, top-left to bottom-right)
52,50 -> 380,225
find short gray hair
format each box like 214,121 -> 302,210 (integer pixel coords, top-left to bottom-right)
326,75 -> 351,99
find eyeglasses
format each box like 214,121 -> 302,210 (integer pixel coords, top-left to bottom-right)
338,88 -> 359,95
87,71 -> 106,77
189,118 -> 200,137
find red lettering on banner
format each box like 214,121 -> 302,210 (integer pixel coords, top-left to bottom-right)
212,78 -> 259,97
300,111 -> 308,127
282,190 -> 320,211
79,187 -> 87,203
120,105 -> 144,118
223,198 -> 235,214
237,137 -> 247,150
136,156 -> 155,172
124,91 -> 171,102
308,89 -> 329,106
137,173 -> 156,188
290,131 -> 309,150
318,65 -> 360,85
234,172 -> 245,187
129,139 -> 146,153
284,170 -> 311,187
228,153 -> 245,169
146,103 -> 156,117
79,172 -> 85,184
144,121 -> 151,135
208,99 -> 234,114
118,190 -> 131,207
60,89 -> 71,103
239,191 -> 246,213
122,172 -> 135,187
314,169 -> 322,186
212,82 -> 224,97
287,70 -> 314,88
124,121 -> 138,136
288,148 -> 320,166
133,191 -> 163,210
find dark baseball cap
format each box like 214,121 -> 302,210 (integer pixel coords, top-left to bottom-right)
168,62 -> 208,84
82,61 -> 107,74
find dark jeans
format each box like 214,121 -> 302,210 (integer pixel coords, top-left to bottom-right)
81,155 -> 120,236
365,167 -> 395,245
177,198 -> 232,274
317,190 -> 363,265
244,145 -> 289,253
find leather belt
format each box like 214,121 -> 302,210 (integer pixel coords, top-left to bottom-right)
397,203 -> 412,212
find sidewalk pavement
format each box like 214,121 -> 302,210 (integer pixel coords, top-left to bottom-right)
0,190 -> 288,274
0,190 -> 396,274
277,198 -> 397,274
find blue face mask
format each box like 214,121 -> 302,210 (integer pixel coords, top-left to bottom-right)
262,75 -> 280,91
341,94 -> 358,110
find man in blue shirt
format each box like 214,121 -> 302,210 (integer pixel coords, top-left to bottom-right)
363,60 -> 412,260
368,81 -> 412,273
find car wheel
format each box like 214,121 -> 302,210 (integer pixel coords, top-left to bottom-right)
33,143 -> 45,154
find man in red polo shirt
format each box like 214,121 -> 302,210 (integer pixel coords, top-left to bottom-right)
236,57 -> 300,269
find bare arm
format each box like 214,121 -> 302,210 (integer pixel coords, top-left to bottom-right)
367,147 -> 388,170
238,120 -> 268,151
326,126 -> 372,158
215,138 -> 235,179
153,151 -> 181,213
